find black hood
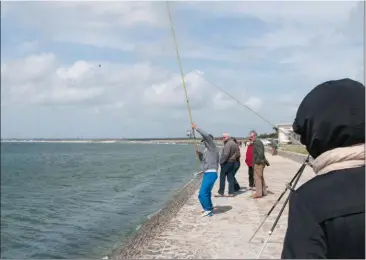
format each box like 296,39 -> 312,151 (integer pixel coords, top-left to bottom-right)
293,78 -> 365,159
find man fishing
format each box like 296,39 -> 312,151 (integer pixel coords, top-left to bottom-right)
192,123 -> 219,217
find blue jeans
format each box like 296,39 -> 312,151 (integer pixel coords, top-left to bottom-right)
218,162 -> 236,195
233,161 -> 241,191
198,172 -> 218,211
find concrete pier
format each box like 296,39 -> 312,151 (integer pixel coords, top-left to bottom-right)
115,148 -> 315,259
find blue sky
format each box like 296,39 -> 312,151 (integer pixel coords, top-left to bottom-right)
1,1 -> 364,138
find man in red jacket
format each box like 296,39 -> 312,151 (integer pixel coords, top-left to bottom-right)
245,141 -> 255,190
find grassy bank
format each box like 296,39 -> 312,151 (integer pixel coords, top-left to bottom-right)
279,144 -> 308,155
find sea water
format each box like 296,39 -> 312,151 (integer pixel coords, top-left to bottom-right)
1,142 -> 198,259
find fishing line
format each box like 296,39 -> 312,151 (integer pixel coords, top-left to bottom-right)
165,1 -> 310,157
165,1 -> 201,162
192,71 -> 304,146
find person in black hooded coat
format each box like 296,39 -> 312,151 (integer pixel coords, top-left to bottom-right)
281,78 -> 365,259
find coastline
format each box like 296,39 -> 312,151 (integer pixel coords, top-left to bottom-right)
111,172 -> 204,259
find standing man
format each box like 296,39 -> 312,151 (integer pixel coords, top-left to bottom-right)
232,138 -> 241,192
216,133 -> 237,197
245,139 -> 255,190
192,123 -> 219,217
250,130 -> 270,199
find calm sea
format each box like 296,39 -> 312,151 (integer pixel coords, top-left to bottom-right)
1,142 -> 198,259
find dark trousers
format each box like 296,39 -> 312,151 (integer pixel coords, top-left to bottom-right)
233,161 -> 241,191
218,162 -> 235,195
248,166 -> 254,187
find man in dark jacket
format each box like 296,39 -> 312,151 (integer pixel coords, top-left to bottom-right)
281,78 -> 365,259
216,133 -> 237,197
250,130 -> 270,198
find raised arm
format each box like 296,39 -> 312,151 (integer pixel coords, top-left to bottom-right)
192,123 -> 216,151
196,150 -> 203,161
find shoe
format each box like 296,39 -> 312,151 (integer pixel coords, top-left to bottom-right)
201,210 -> 213,217
214,194 -> 225,197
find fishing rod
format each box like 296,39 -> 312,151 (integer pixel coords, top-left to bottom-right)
165,0 -> 201,162
165,2 -> 314,170
165,2 -> 308,150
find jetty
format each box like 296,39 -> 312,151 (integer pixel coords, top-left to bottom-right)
115,148 -> 315,259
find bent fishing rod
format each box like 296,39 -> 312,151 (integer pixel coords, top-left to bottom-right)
165,1 -> 312,161
165,1 -> 201,163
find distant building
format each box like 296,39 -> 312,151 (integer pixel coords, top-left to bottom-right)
276,123 -> 301,144
186,130 -> 192,138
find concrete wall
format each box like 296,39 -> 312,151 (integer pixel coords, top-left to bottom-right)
112,173 -> 203,259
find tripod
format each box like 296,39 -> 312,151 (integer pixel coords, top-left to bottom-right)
248,155 -> 310,259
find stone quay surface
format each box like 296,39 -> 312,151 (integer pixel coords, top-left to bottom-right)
133,147 -> 315,259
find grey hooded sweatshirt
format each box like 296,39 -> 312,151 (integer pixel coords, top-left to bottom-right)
196,128 -> 219,173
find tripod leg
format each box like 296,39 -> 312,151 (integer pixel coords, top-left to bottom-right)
256,164 -> 305,259
248,164 -> 304,242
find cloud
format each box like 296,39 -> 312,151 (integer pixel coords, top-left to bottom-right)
245,97 -> 262,111
2,1 -> 169,51
15,40 -> 39,55
1,53 -> 168,109
144,70 -> 214,109
1,1 -> 363,138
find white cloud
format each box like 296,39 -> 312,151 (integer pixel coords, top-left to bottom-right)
15,40 -> 39,54
245,96 -> 262,111
56,61 -> 94,80
3,1 -> 168,50
1,53 -> 168,109
144,70 -> 213,109
1,1 -> 364,138
186,1 -> 357,25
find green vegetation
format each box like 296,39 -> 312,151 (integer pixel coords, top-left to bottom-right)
280,144 -> 308,155
257,129 -> 278,139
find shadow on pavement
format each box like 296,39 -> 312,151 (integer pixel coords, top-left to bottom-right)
213,205 -> 233,214
266,190 -> 275,195
234,188 -> 249,196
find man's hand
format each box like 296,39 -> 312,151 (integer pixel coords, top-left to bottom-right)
196,147 -> 201,154
191,122 -> 197,129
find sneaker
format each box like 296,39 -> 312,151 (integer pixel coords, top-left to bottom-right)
201,210 -> 213,217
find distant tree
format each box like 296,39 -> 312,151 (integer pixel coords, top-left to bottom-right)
258,131 -> 277,139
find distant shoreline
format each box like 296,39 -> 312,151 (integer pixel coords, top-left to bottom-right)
1,138 -> 248,144
1,139 -> 203,144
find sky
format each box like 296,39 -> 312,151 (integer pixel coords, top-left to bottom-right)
1,1 -> 364,139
